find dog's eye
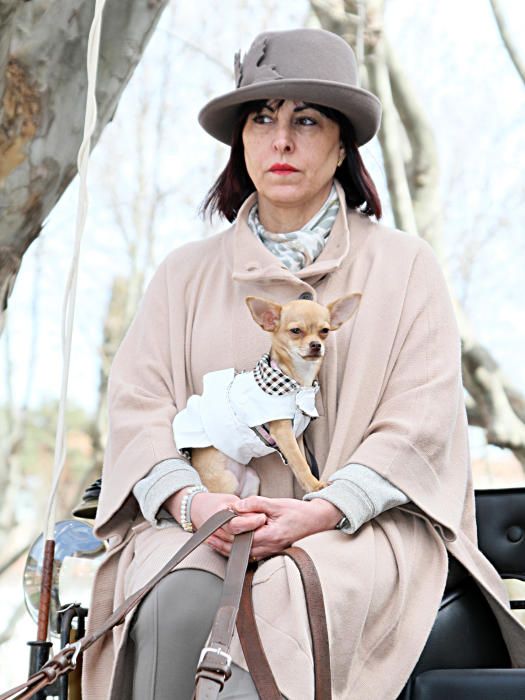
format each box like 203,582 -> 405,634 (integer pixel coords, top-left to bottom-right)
320,328 -> 330,335
290,328 -> 302,335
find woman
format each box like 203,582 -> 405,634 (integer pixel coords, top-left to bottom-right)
82,28 -> 525,700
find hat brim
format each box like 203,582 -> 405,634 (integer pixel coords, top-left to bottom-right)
198,79 -> 382,147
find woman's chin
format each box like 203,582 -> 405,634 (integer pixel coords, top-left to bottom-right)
259,182 -> 311,206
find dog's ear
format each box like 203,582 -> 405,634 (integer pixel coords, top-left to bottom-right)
327,293 -> 362,330
245,296 -> 282,332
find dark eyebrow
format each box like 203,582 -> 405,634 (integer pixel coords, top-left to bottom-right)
261,101 -> 318,114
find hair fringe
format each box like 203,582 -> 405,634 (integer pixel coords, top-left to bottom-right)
199,99 -> 382,224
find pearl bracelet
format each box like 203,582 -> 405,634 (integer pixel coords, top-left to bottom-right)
180,485 -> 208,532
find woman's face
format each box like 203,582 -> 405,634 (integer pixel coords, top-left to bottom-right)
241,98 -> 343,211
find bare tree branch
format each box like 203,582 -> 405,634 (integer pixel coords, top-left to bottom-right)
160,29 -> 233,78
0,236 -> 43,530
489,0 -> 525,86
383,37 -> 443,251
366,21 -> 419,236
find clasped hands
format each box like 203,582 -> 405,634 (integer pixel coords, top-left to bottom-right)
189,491 -> 343,561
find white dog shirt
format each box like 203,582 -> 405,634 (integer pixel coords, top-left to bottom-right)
172,352 -> 320,466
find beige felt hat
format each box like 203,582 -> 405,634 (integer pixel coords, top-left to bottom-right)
198,28 -> 382,147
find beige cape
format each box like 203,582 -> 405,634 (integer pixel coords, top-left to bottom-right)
82,179 -> 525,700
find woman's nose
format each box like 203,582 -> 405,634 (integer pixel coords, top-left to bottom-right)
272,124 -> 294,153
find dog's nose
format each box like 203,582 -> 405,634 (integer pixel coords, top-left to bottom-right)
309,341 -> 322,352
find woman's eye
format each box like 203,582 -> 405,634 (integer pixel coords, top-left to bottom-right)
252,115 -> 317,126
290,328 -> 302,335
297,116 -> 316,126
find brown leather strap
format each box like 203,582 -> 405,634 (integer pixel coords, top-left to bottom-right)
83,509 -> 239,649
193,529 -> 254,700
283,547 -> 332,699
236,546 -> 332,700
0,642 -> 82,700
236,566 -> 282,699
1,516 -> 333,700
0,508 -> 239,700
0,672 -> 57,700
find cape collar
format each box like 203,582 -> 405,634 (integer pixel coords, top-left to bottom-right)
232,178 -> 351,283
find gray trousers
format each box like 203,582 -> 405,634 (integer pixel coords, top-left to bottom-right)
129,568 -> 287,700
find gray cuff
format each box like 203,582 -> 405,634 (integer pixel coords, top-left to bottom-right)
132,458 -> 204,529
302,462 -> 409,535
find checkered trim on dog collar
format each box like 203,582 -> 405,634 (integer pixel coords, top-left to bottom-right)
253,352 -> 319,396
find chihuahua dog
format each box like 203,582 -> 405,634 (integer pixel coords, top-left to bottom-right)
173,293 -> 361,495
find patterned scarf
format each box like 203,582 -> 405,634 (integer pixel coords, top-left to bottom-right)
247,181 -> 340,272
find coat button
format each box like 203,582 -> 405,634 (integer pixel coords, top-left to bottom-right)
298,292 -> 314,300
506,526 -> 524,543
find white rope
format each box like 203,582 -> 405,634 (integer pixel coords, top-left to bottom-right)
43,0 -> 108,543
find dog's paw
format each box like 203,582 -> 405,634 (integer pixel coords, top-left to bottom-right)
303,479 -> 327,492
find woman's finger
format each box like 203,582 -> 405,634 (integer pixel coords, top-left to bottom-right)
250,544 -> 284,560
207,536 -> 228,553
215,527 -> 234,542
233,496 -> 274,514
249,545 -> 269,560
225,512 -> 266,534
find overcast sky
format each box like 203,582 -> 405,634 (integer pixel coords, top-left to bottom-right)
1,0 -> 524,454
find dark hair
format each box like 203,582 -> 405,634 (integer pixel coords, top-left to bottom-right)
199,98 -> 382,223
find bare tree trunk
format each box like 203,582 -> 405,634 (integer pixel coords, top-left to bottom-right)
0,1 -> 19,103
309,0 -> 525,468
0,0 -> 171,335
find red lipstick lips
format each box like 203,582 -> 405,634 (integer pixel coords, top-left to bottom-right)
269,163 -> 299,172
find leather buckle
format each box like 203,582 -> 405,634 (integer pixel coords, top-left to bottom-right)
197,645 -> 232,680
63,640 -> 82,668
